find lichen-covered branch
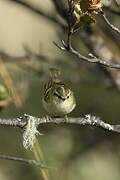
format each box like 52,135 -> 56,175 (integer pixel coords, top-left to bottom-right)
0,116 -> 26,128
36,115 -> 120,133
0,114 -> 120,149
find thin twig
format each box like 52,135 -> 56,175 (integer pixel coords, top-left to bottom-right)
53,6 -> 120,69
53,40 -> 120,69
0,154 -> 48,168
79,27 -> 120,89
100,10 -> 120,35
8,0 -> 120,70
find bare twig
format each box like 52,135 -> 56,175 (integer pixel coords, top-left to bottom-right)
79,27 -> 120,89
0,154 -> 48,168
53,4 -> 120,70
50,1 -> 120,69
100,10 -> 120,35
53,40 -> 120,69
8,0 -> 120,70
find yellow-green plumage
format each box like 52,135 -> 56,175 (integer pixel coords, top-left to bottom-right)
42,69 -> 76,116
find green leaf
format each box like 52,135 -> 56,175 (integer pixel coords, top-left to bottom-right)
80,12 -> 96,25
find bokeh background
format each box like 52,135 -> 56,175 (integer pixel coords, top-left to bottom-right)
0,0 -> 120,179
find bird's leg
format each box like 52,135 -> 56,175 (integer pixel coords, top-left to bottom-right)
45,115 -> 52,122
64,115 -> 69,123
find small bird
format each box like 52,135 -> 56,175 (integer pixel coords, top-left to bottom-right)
42,68 -> 76,118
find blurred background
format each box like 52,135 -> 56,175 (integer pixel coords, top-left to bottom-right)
0,0 -> 120,179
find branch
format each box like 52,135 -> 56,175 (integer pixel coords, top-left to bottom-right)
0,116 -> 26,128
53,6 -> 120,69
0,114 -> 120,149
9,1 -> 120,70
51,1 -> 120,69
0,154 -> 48,168
8,0 -> 120,70
53,40 -> 120,69
100,10 -> 120,35
79,27 -> 120,89
53,4 -> 120,70
36,115 -> 120,133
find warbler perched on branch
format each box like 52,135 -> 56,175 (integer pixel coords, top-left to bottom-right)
42,68 -> 76,117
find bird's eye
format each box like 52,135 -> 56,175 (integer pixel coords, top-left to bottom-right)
67,96 -> 69,99
54,92 -> 60,97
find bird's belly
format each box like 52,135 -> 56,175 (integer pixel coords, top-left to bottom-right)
43,98 -> 76,116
